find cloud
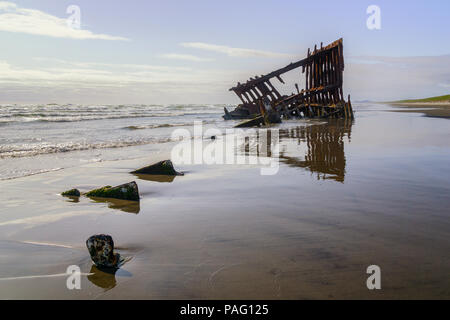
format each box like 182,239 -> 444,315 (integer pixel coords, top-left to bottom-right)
3,54 -> 449,104
345,55 -> 450,101
0,60 -> 196,85
0,58 -> 245,104
180,42 -> 293,58
159,53 -> 214,62
0,1 -> 128,40
0,1 -> 15,10
32,57 -> 192,72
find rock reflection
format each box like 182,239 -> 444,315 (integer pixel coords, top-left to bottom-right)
64,196 -> 80,203
132,173 -> 176,183
88,197 -> 140,214
87,264 -> 133,291
87,265 -> 117,290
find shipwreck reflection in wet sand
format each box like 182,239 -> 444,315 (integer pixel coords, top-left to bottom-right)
238,119 -> 353,182
280,119 -> 352,182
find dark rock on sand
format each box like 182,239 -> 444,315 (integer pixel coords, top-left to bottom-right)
61,189 -> 81,197
86,234 -> 121,269
85,181 -> 140,201
131,160 -> 184,176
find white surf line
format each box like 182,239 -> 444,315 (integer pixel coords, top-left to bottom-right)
20,241 -> 76,249
0,273 -> 93,281
0,168 -> 64,181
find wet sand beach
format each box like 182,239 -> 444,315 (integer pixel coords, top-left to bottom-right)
388,102 -> 450,119
0,103 -> 449,299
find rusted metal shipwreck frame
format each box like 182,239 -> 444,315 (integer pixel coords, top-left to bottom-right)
227,38 -> 354,121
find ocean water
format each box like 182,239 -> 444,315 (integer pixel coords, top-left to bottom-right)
0,104 -> 228,180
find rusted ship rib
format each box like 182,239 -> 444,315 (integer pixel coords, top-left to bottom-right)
224,38 -> 354,122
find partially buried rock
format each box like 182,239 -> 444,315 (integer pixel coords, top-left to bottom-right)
85,181 -> 140,201
131,160 -> 183,176
61,188 -> 81,197
86,234 -> 121,269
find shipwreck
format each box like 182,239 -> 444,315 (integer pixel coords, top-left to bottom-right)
224,38 -> 354,125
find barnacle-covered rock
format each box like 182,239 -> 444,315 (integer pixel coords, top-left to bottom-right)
131,160 -> 183,176
86,234 -> 121,269
85,181 -> 139,201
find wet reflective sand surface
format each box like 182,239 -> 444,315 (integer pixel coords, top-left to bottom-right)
0,104 -> 449,299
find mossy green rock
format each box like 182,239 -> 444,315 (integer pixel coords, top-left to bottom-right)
61,189 -> 81,197
86,181 -> 140,201
131,160 -> 183,176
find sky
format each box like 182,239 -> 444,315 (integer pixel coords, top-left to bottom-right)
0,0 -> 449,104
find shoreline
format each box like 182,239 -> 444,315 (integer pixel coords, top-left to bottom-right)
387,102 -> 450,119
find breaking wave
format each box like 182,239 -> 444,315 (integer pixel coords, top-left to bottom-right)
0,104 -> 225,124
0,103 -> 229,179
123,120 -> 216,130
0,137 -> 174,159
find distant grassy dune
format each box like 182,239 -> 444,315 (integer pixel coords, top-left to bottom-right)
392,94 -> 450,104
388,94 -> 450,119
